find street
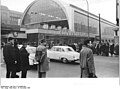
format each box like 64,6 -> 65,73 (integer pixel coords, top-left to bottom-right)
1,55 -> 119,78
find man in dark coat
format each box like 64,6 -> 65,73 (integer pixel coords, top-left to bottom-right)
114,44 -> 119,56
101,43 -> 106,56
19,42 -> 29,78
105,43 -> 109,56
110,43 -> 114,56
13,41 -> 21,76
70,43 -> 76,51
96,43 -> 101,55
3,37 -> 17,78
78,43 -> 83,52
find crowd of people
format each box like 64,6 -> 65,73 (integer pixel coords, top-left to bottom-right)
1,37 -> 119,78
67,41 -> 119,57
91,42 -> 119,57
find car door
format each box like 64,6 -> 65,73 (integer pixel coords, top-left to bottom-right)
47,47 -> 56,59
54,47 -> 61,60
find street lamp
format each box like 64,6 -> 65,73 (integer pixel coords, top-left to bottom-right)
116,0 -> 119,36
84,0 -> 89,38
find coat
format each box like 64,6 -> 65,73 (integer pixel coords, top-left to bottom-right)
3,43 -> 16,71
13,46 -> 21,72
114,44 -> 119,55
35,45 -> 49,72
19,47 -> 29,71
79,46 -> 96,78
3,43 -> 15,64
110,44 -> 114,54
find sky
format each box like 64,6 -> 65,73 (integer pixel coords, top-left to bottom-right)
1,0 -> 117,23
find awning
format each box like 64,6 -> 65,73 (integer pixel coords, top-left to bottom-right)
2,32 -> 27,39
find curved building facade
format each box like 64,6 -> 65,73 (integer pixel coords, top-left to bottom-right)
21,0 -> 70,29
21,0 -> 118,45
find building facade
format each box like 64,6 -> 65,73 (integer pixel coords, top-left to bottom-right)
1,5 -> 27,43
20,0 -> 118,45
1,5 -> 22,25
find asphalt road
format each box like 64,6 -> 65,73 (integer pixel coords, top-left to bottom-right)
1,55 -> 119,78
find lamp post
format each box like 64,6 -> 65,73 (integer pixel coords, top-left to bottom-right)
84,0 -> 89,38
99,14 -> 101,44
116,0 -> 119,36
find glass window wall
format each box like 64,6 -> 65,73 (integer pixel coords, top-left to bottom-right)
22,0 -> 67,26
74,11 -> 115,38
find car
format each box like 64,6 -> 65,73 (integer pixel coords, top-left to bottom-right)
47,46 -> 80,63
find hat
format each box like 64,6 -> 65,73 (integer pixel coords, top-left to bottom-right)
41,39 -> 46,43
8,37 -> 14,41
84,39 -> 90,46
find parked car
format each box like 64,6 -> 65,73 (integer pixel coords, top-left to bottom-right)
47,46 -> 80,63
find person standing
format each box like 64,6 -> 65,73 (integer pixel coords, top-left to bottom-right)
79,39 -> 96,78
110,43 -> 114,56
78,43 -> 83,52
35,39 -> 49,78
13,41 -> 21,77
105,43 -> 109,56
102,43 -> 106,56
3,37 -> 17,78
114,43 -> 119,56
96,43 -> 101,55
19,42 -> 29,78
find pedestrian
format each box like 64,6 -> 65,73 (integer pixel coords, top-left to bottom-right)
114,43 -> 119,56
110,43 -> 114,56
71,43 -> 76,51
19,42 -> 29,78
105,43 -> 109,56
101,43 -> 106,56
78,43 -> 82,52
13,41 -> 21,77
79,39 -> 97,78
3,37 -> 17,78
35,39 -> 49,78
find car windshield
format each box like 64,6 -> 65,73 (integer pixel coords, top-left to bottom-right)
65,48 -> 74,52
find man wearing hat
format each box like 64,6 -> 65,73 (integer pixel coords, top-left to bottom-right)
3,37 -> 17,78
35,39 -> 49,78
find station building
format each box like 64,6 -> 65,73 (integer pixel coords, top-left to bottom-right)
20,0 -> 118,45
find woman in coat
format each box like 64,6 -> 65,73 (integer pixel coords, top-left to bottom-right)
19,42 -> 29,78
13,41 -> 21,77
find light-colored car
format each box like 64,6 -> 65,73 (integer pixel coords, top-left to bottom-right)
47,46 -> 80,63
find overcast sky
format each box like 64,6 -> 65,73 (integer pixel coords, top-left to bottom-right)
1,0 -> 117,23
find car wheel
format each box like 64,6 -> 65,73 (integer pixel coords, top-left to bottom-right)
61,58 -> 68,63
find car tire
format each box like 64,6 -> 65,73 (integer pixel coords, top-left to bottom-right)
61,58 -> 68,63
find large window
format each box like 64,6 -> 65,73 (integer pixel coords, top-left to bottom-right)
22,0 -> 67,25
74,11 -> 114,38
74,11 -> 98,35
